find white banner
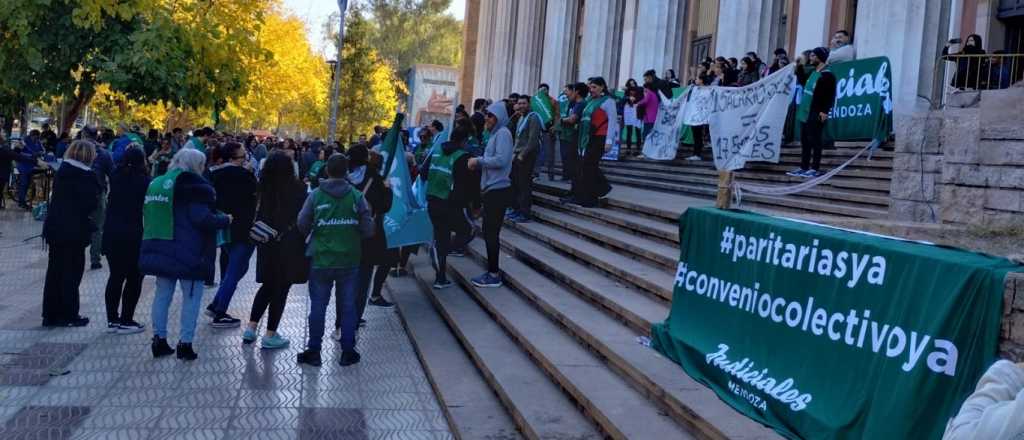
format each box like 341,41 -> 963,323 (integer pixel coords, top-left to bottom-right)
707,64 -> 796,170
641,91 -> 687,161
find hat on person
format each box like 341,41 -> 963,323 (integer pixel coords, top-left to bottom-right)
812,47 -> 830,62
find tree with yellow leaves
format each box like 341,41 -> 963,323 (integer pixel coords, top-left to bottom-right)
222,6 -> 329,137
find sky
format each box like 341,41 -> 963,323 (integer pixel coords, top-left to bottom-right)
282,0 -> 466,54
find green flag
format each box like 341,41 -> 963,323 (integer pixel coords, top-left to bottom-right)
530,89 -> 554,127
380,114 -> 433,248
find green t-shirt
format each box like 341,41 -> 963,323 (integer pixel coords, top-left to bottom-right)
142,168 -> 184,240
426,149 -> 466,200
311,188 -> 363,269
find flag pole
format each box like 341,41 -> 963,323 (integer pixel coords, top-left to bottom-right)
327,0 -> 349,144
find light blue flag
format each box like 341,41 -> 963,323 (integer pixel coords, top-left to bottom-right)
381,114 -> 433,249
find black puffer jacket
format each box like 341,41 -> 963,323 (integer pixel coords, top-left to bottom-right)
42,161 -> 101,246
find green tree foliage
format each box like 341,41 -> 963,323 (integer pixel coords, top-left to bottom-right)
362,0 -> 463,72
0,0 -> 271,134
326,7 -> 404,142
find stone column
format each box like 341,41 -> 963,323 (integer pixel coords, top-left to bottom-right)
579,0 -> 625,84
629,0 -> 687,80
714,0 -> 779,59
510,0 -> 547,93
473,0 -> 496,99
854,0 -> 948,113
540,0 -> 579,90
487,0 -> 518,98
461,0 -> 481,106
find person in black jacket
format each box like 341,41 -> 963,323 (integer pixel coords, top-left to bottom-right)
243,152 -> 310,349
789,47 -> 838,178
41,141 -> 101,327
0,138 -> 14,209
332,144 -> 395,341
206,142 -> 259,327
102,147 -> 151,334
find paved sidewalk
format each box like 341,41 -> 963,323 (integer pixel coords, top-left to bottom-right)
0,209 -> 451,440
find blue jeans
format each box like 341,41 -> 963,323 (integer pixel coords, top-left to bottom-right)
210,241 -> 255,314
152,277 -> 205,343
308,266 -> 359,352
16,170 -> 31,205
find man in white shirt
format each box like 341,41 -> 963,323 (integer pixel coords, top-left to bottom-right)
828,30 -> 856,65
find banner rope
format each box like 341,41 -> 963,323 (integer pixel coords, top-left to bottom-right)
731,140 -> 879,207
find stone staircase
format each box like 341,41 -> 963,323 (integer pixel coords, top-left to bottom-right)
388,182 -> 785,439
563,142 -> 894,219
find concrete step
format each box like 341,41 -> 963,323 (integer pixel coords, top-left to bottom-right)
589,166 -> 892,207
490,227 -> 668,335
534,192 -> 680,245
617,151 -> 894,171
609,160 -> 893,193
386,275 -> 524,440
530,206 -> 678,270
407,256 -> 602,440
534,178 -> 701,224
463,239 -> 782,440
604,174 -> 889,218
440,254 -> 699,440
506,216 -> 675,302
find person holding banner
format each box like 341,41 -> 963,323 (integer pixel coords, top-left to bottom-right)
568,77 -> 616,208
788,47 -> 837,178
296,154 -> 375,367
467,100 -> 514,288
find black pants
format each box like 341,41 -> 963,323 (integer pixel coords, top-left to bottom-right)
0,174 -> 8,208
428,197 -> 454,283
250,280 -> 291,332
104,249 -> 143,323
559,138 -> 577,181
624,126 -> 641,155
800,118 -> 826,171
42,243 -> 86,323
512,149 -> 538,217
691,125 -> 708,157
571,136 -> 612,207
348,264 -> 389,326
482,188 -> 512,274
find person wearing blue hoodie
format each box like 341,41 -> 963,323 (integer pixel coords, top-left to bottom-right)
467,100 -> 514,288
140,148 -> 232,361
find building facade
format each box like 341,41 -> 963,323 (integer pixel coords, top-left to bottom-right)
460,0 -> 1023,117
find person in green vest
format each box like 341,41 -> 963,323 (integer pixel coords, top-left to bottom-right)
567,77 -> 616,208
788,47 -> 837,178
295,153 -> 375,367
184,127 -> 212,153
306,148 -> 326,189
421,121 -> 475,289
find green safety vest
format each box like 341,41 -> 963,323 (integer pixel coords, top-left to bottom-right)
307,160 -> 325,181
426,149 -> 466,200
311,188 -> 363,269
414,142 -> 432,165
579,95 -> 609,154
142,168 -> 184,240
796,68 -> 828,124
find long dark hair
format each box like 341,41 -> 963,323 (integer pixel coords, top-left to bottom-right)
114,147 -> 148,178
259,151 -> 302,226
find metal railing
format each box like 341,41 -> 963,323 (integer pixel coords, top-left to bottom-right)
932,53 -> 1024,109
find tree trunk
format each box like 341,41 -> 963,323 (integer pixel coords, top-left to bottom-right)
59,89 -> 96,134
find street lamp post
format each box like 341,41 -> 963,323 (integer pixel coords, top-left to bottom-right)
326,0 -> 349,144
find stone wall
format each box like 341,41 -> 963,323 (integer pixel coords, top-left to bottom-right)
890,86 -> 1024,227
1002,272 -> 1024,362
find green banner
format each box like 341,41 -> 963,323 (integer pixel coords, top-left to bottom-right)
651,207 -> 1020,439
826,56 -> 894,143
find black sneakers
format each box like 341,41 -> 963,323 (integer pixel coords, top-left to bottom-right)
211,313 -> 241,328
176,342 -> 198,361
117,320 -> 145,335
152,337 -> 175,358
297,349 -> 322,367
369,296 -> 395,308
339,350 -> 361,367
